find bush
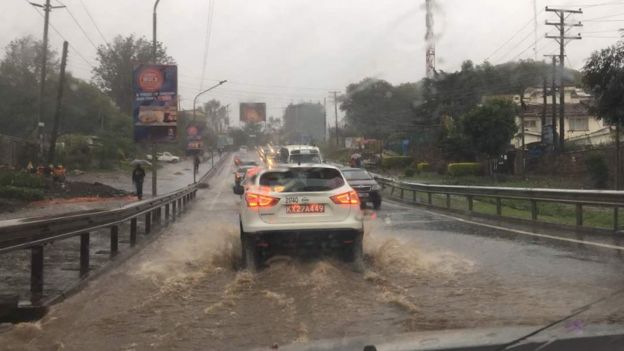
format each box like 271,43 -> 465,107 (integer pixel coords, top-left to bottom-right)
585,154 -> 608,189
0,185 -> 45,201
381,156 -> 413,169
448,162 -> 482,177
416,162 -> 430,173
404,168 -> 416,177
0,171 -> 44,188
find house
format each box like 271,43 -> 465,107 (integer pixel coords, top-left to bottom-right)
512,86 -> 612,148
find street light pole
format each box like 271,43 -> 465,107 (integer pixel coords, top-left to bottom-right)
192,80 -> 228,121
151,0 -> 161,197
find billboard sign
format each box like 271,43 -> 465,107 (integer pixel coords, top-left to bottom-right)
186,125 -> 203,151
240,103 -> 266,123
132,64 -> 178,143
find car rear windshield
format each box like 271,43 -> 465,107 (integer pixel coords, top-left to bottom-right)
259,168 -> 344,192
289,154 -> 321,164
343,170 -> 372,180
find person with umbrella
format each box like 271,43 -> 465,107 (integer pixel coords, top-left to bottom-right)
131,160 -> 149,200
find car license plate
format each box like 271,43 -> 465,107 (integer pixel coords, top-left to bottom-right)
358,192 -> 369,198
286,204 -> 325,214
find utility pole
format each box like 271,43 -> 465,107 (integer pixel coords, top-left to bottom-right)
330,91 -> 340,147
544,54 -> 558,151
520,95 -> 526,176
541,75 -> 547,144
30,0 -> 65,161
545,6 -> 582,152
323,97 -> 327,142
47,41 -> 68,165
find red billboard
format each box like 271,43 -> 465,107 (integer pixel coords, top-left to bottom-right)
240,103 -> 266,123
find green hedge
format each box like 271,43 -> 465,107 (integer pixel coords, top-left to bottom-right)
0,185 -> 45,201
416,162 -> 430,172
447,162 -> 482,177
0,171 -> 44,189
382,156 -> 413,169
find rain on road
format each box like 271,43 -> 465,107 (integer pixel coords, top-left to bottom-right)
2,153 -> 624,350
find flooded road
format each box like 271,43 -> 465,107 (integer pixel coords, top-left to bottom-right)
3,153 -> 624,350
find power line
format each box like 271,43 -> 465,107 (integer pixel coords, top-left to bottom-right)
78,0 -> 109,47
26,1 -> 96,69
199,0 -> 216,91
54,0 -> 99,50
485,9 -> 544,62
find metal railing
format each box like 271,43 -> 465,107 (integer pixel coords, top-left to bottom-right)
374,175 -> 624,233
0,154 -> 226,303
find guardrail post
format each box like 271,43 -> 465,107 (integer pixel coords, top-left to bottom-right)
165,204 -> 170,222
172,200 -> 177,219
145,212 -> 151,234
390,185 -> 395,197
30,245 -> 44,300
531,200 -> 538,221
400,188 -> 404,200
110,225 -> 118,257
153,208 -> 160,226
80,232 -> 90,277
467,195 -> 473,212
614,208 -> 619,232
446,194 -> 451,209
412,190 -> 417,203
576,204 -> 583,227
130,218 -> 137,246
496,198 -> 502,216
427,192 -> 432,205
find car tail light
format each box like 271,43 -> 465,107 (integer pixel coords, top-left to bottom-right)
245,193 -> 280,208
331,190 -> 360,205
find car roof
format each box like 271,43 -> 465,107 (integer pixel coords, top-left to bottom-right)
261,163 -> 339,172
281,145 -> 319,151
341,167 -> 368,172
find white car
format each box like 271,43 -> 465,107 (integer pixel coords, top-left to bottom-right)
235,164 -> 364,271
146,152 -> 180,163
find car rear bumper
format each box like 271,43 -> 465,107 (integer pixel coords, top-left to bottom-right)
242,215 -> 363,234
245,229 -> 363,248
356,190 -> 381,202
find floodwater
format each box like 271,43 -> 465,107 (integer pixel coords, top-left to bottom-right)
2,153 -> 624,350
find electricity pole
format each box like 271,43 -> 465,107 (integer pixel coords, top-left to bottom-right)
545,6 -> 582,152
30,0 -> 65,161
47,41 -> 68,165
545,54 -> 559,151
330,91 -> 340,147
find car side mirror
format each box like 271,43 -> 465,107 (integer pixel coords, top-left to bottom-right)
233,184 -> 245,195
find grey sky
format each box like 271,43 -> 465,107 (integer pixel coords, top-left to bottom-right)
2,0 -> 623,125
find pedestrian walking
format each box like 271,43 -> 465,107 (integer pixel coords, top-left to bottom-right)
132,164 -> 146,200
193,155 -> 200,175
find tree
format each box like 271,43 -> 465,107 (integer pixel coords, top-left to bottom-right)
460,99 -> 518,173
92,35 -> 174,113
583,42 -> 624,189
0,36 -> 59,137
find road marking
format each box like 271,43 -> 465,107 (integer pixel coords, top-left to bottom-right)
386,199 -> 624,251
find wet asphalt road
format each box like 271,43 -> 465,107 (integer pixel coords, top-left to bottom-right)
2,152 -> 624,350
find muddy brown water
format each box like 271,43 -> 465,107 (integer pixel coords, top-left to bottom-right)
2,156 -> 624,350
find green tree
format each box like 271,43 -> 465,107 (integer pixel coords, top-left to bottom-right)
92,35 -> 174,113
0,36 -> 59,137
460,99 -> 518,173
583,42 -> 624,189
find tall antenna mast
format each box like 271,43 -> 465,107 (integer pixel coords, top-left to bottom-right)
425,0 -> 435,78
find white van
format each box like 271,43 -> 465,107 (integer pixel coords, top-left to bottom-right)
278,145 -> 323,164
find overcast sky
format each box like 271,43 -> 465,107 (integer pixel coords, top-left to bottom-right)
2,0 -> 623,125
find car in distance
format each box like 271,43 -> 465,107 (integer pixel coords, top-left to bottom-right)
234,165 -> 257,185
277,145 -> 323,164
146,151 -> 180,163
235,164 -> 364,271
341,167 -> 382,209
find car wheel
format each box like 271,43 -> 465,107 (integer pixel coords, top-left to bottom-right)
241,232 -> 258,272
343,232 -> 364,272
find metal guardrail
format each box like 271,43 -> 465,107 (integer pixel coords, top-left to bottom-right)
374,175 -> 624,232
0,154 -> 226,303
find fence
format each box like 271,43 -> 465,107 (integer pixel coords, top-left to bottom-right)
0,154 -> 226,304
374,175 -> 624,233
